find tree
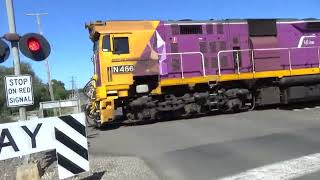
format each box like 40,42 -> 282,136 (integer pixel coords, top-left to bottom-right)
0,65 -> 13,116
52,79 -> 68,100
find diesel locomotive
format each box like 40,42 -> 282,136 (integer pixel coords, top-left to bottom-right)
84,19 -> 320,127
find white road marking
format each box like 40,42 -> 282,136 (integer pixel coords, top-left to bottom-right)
218,153 -> 320,180
293,109 -> 301,111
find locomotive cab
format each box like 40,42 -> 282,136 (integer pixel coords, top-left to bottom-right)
85,21 -> 160,126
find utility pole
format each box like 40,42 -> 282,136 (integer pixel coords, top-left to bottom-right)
70,76 -> 78,99
26,13 -> 55,103
5,0 -> 27,121
71,76 -> 74,99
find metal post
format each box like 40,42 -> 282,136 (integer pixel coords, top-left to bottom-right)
5,0 -> 29,164
288,49 -> 292,74
78,99 -> 81,113
179,54 -> 184,79
251,50 -> 255,74
200,53 -> 206,77
217,53 -> 221,76
58,101 -> 62,116
40,103 -> 43,118
236,51 -> 240,75
5,0 -> 27,121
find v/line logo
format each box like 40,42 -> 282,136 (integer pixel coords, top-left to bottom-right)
298,35 -> 316,48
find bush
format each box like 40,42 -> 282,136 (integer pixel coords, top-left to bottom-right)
0,113 -> 12,124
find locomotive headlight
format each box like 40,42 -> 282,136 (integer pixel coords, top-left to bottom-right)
136,84 -> 149,93
107,90 -> 118,96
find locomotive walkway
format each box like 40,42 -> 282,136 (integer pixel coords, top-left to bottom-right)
88,104 -> 320,180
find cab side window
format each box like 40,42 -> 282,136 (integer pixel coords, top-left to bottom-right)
102,35 -> 111,52
113,37 -> 129,54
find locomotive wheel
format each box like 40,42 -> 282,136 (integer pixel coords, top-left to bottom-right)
228,98 -> 242,112
123,112 -> 141,125
85,104 -> 96,127
94,120 -> 102,128
85,114 -> 96,126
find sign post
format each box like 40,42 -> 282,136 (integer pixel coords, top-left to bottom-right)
3,0 -> 52,169
4,75 -> 34,107
4,0 -> 27,121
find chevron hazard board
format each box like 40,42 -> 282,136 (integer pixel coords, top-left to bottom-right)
0,113 -> 89,180
55,114 -> 89,179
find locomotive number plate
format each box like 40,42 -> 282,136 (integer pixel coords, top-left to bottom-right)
112,65 -> 135,73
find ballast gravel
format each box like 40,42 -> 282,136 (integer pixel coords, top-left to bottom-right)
0,151 -> 159,180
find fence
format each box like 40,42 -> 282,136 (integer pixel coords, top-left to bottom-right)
39,99 -> 81,118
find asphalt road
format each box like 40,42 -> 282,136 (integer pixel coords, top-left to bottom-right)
88,104 -> 320,180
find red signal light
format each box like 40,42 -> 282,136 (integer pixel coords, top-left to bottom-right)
27,37 -> 41,52
19,33 -> 51,61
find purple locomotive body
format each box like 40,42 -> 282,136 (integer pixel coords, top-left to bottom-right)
154,19 -> 320,79
85,19 -> 320,126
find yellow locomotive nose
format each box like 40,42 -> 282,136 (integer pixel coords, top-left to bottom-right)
85,20 -> 160,126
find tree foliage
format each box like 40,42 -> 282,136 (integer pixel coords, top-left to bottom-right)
52,79 -> 68,100
0,62 -> 69,119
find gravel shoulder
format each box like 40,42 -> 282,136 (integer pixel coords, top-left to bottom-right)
0,150 -> 159,180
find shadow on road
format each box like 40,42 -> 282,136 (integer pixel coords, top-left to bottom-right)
87,132 -> 99,139
254,100 -> 320,111
95,112 -> 222,131
88,100 -> 320,132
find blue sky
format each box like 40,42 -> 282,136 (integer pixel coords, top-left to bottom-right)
0,0 -> 319,89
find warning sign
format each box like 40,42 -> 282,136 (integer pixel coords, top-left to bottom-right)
4,75 -> 34,107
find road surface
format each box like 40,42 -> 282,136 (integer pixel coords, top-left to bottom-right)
88,104 -> 320,180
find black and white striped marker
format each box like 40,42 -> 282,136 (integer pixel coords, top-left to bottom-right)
55,113 -> 89,179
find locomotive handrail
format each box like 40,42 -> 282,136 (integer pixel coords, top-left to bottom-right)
158,51 -> 206,78
217,46 -> 320,76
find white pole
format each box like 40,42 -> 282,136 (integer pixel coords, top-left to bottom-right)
5,0 -> 27,121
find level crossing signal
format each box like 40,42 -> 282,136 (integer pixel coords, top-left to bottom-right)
0,39 -> 10,63
0,32 -> 51,63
